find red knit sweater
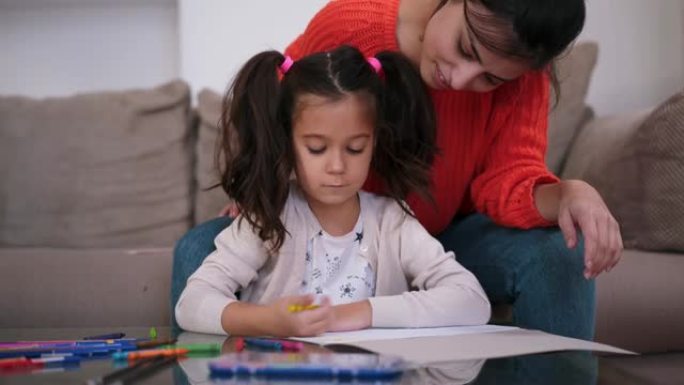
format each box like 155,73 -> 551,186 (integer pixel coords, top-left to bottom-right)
286,0 -> 559,235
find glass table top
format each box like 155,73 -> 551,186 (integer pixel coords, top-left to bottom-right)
0,327 -> 681,385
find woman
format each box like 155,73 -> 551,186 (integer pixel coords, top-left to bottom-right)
172,0 -> 622,340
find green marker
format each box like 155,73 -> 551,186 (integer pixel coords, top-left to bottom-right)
149,327 -> 158,340
158,343 -> 221,358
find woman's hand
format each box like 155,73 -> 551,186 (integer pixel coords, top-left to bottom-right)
535,180 -> 623,279
267,295 -> 335,337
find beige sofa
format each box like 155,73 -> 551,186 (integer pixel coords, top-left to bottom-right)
1,42 -> 682,354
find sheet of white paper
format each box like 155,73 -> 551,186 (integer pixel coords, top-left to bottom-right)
353,329 -> 635,365
292,324 -> 516,345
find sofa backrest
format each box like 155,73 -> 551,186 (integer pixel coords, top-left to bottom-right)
0,81 -> 194,248
547,41 -> 599,175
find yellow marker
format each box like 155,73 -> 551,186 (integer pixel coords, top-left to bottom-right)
287,304 -> 320,313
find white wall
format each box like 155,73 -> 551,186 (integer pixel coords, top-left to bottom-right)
1,0 -> 682,116
580,0 -> 684,116
178,0 -> 327,96
179,0 -> 683,115
0,0 -> 179,97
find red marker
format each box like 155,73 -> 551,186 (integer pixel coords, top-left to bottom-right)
0,357 -> 32,369
234,337 -> 245,352
0,356 -> 80,371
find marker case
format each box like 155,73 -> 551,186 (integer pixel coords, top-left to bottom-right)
209,351 -> 405,381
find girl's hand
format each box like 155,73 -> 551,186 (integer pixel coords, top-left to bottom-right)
267,295 -> 334,337
328,300 -> 372,332
557,180 -> 623,279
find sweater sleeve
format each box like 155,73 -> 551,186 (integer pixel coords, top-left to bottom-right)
469,71 -> 560,228
285,0 -> 397,59
174,217 -> 269,335
368,212 -> 491,328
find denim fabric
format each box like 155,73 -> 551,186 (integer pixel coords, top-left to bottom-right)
472,351 -> 598,385
170,216 -> 233,327
171,213 -> 595,340
438,214 -> 595,340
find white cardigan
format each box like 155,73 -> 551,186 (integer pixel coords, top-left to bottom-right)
176,185 -> 491,335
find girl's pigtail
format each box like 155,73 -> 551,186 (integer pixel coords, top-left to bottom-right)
373,51 -> 438,205
219,51 -> 292,251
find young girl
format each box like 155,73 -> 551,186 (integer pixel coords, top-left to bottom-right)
175,45 -> 490,336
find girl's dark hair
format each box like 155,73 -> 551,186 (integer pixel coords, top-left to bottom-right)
220,45 -> 436,252
437,0 -> 585,95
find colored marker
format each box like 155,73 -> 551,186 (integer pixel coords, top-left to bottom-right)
112,348 -> 189,361
0,345 -> 127,359
235,338 -> 245,352
0,356 -> 80,370
149,327 -> 158,340
243,337 -> 303,352
0,340 -> 133,351
287,304 -> 320,313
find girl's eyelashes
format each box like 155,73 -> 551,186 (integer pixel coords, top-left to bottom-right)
307,146 -> 325,154
306,146 -> 366,155
346,146 -> 365,155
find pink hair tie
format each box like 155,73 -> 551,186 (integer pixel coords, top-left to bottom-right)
280,56 -> 294,74
366,57 -> 382,74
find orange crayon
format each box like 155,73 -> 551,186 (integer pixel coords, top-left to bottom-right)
112,348 -> 189,361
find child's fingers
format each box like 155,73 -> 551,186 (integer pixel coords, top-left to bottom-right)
317,296 -> 331,307
305,319 -> 332,336
297,300 -> 333,324
286,294 -> 316,306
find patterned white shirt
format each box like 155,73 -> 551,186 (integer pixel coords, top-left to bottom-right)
301,205 -> 375,304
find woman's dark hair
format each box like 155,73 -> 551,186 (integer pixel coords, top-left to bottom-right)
437,0 -> 585,95
219,45 -> 436,252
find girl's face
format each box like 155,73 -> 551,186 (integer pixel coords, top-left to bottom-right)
292,93 -> 374,211
420,0 -> 531,92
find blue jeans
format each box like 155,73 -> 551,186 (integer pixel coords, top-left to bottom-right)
171,214 -> 594,339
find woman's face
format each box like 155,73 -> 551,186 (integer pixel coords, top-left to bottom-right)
420,0 -> 531,92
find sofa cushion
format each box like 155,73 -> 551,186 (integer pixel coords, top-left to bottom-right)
194,89 -> 231,225
561,109 -> 652,181
546,42 -> 598,174
0,247 -> 172,327
611,90 -> 684,251
565,90 -> 684,252
596,248 -> 684,353
0,81 -> 194,248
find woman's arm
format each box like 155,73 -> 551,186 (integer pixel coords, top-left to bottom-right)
469,72 -> 622,279
534,180 -> 623,279
470,71 -> 559,228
